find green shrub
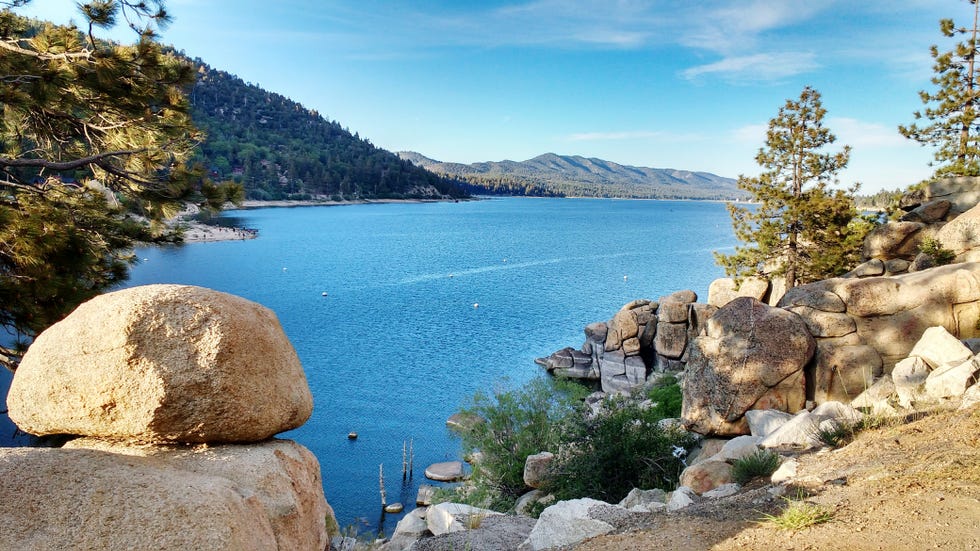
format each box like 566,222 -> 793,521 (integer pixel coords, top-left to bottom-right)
918,237 -> 956,265
543,393 -> 697,503
731,449 -> 782,484
454,376 -> 588,510
646,376 -> 683,419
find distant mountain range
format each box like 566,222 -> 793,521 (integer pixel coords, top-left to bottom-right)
398,152 -> 747,200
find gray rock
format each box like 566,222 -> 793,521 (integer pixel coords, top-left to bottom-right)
862,221 -> 925,260
959,383 -> 980,410
682,298 -> 813,436
850,377 -> 897,409
425,461 -> 467,482
523,452 -> 554,489
709,435 -> 763,462
416,484 -> 436,506
521,498 -> 617,551
384,508 -> 429,551
660,289 -> 698,304
811,401 -> 864,423
923,176 -> 980,214
617,488 -> 667,512
885,258 -> 912,274
770,458 -> 798,484
893,356 -> 931,408
654,321 -> 688,359
847,258 -> 885,278
667,486 -> 699,511
426,503 -> 500,536
936,201 -> 980,254
515,490 -> 554,516
899,199 -> 951,224
745,409 -> 795,438
702,483 -> 741,499
760,410 -> 823,450
417,513 -> 535,551
658,302 -> 689,323
924,357 -> 980,399
909,326 -> 974,369
777,285 -> 847,313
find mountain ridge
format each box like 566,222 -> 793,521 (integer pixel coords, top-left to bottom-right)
398,152 -> 746,200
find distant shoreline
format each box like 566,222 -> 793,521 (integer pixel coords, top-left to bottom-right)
178,195 -> 748,243
177,197 -> 465,243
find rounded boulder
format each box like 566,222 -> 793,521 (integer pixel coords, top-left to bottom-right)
8,284 -> 313,443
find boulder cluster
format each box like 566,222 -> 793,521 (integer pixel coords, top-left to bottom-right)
1,284 -> 330,551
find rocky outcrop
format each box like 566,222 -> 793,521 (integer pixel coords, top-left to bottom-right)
8,284 -> 313,443
854,326 -> 980,411
779,263 -> 980,403
2,284 -> 330,550
538,293 -> 703,394
854,177 -> 980,275
682,298 -> 814,436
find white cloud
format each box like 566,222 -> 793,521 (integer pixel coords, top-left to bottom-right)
731,123 -> 767,145
682,52 -> 819,83
828,117 -> 907,148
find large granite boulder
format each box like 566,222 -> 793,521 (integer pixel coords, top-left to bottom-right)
0,446 -> 298,550
922,176 -> 980,215
936,202 -> 980,258
60,438 -> 329,551
707,277 -> 770,308
862,221 -> 925,260
8,284 -> 313,444
682,297 -> 814,436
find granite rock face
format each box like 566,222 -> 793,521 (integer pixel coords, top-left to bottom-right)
682,297 -> 814,436
8,284 -> 313,444
4,284 -> 330,550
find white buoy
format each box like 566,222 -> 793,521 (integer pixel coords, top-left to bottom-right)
502,258 -> 507,262
623,275 -> 628,281
282,267 -> 288,272
321,292 -> 328,297
473,303 -> 479,308
449,273 -> 454,278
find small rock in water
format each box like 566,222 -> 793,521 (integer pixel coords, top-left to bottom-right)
425,460 -> 466,482
347,432 -> 358,440
384,503 -> 404,513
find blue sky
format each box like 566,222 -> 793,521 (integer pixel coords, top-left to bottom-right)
15,1 -> 968,192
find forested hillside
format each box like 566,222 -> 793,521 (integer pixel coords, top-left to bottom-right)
399,152 -> 746,200
186,63 -> 467,201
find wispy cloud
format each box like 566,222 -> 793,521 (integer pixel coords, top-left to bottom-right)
731,123 -> 767,145
565,130 -> 703,142
828,117 -> 907,148
682,52 -> 819,83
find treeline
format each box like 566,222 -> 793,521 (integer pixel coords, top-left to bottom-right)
185,62 -> 467,201
854,188 -> 905,210
452,173 -> 740,199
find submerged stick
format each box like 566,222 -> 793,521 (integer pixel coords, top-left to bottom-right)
379,463 -> 387,507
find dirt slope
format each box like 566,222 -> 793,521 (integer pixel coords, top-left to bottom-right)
575,405 -> 980,551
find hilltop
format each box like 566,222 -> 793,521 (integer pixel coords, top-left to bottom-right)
398,152 -> 747,200
186,62 -> 467,202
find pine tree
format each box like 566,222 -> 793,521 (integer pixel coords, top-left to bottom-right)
0,1 -> 240,367
715,86 -> 868,290
899,1 -> 980,176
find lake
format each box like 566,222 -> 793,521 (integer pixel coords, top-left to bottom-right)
122,197 -> 737,533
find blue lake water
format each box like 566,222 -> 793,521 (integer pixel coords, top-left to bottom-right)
118,197 -> 735,533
